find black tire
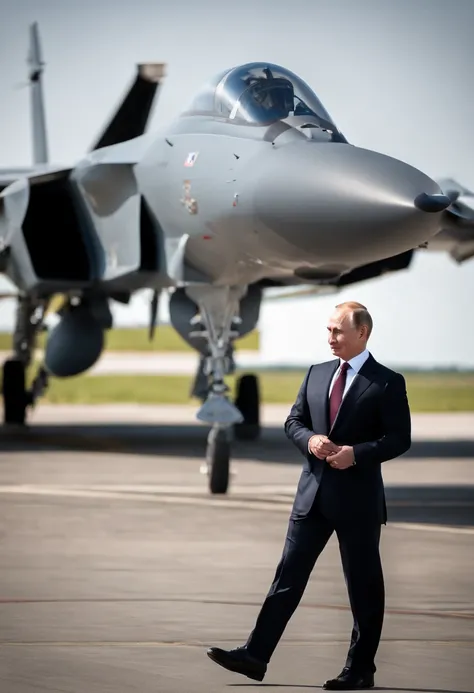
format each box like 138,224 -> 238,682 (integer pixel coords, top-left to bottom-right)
234,373 -> 260,441
2,359 -> 27,425
207,427 -> 231,494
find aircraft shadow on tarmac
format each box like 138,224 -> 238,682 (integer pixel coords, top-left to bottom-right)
1,422 -> 474,461
1,423 -> 473,528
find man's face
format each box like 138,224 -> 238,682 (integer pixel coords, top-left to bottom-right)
327,309 -> 367,362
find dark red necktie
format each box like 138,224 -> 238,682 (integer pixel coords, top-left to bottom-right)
329,361 -> 349,427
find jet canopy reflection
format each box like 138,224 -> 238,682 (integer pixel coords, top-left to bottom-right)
185,62 -> 343,134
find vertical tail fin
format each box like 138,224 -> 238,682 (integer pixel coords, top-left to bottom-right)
28,22 -> 49,164
91,63 -> 166,151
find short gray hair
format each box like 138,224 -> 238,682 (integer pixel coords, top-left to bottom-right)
335,301 -> 373,337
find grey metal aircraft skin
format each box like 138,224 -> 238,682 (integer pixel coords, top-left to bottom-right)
1,24 -> 473,493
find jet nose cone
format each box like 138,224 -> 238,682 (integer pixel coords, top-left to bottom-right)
254,143 -> 446,266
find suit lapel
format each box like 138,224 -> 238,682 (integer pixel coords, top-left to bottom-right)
329,354 -> 377,435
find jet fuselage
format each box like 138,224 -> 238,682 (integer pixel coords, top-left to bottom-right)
73,113 -> 447,293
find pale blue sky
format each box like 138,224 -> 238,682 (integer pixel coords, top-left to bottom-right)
1,0 -> 473,180
0,0 -> 473,365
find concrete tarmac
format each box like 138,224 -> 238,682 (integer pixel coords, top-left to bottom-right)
0,406 -> 473,692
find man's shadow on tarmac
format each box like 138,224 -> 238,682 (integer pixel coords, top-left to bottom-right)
229,685 -> 472,692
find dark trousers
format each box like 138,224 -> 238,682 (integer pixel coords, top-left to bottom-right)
245,496 -> 385,675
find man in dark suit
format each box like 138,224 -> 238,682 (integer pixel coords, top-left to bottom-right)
207,301 -> 411,690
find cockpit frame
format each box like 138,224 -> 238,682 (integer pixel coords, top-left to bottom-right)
181,62 -> 344,139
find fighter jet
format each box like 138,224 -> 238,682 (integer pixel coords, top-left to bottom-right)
1,23 -> 473,494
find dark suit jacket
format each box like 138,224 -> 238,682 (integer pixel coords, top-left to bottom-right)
284,353 -> 411,525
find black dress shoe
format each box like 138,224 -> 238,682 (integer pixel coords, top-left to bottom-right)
323,666 -> 374,690
207,646 -> 267,681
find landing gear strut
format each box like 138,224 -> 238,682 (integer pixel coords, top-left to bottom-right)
185,285 -> 247,494
1,296 -> 48,425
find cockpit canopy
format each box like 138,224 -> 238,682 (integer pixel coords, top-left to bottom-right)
184,62 -> 341,133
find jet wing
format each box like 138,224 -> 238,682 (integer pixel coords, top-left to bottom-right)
429,179 -> 474,262
0,169 -> 35,192
259,249 -> 415,299
0,165 -> 70,192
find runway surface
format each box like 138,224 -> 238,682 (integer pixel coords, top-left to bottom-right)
0,406 -> 473,692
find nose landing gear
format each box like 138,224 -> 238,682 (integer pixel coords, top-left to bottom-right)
185,285 -> 261,495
